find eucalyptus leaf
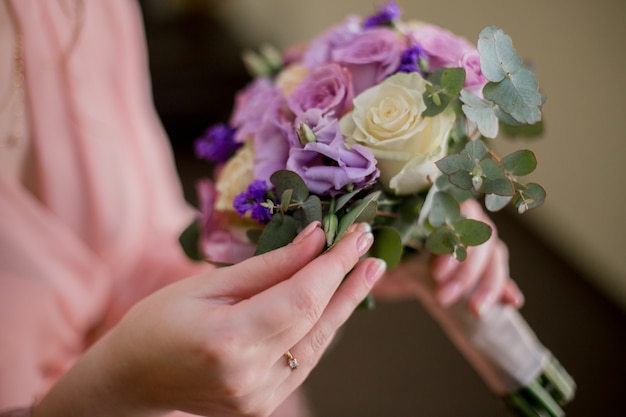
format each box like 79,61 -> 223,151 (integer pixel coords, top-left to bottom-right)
371,226 -> 403,269
449,170 -> 474,190
299,195 -> 323,224
436,153 -> 473,175
501,149 -> 537,176
485,193 -> 513,211
465,139 -> 489,161
429,191 -> 461,227
478,27 -> 542,124
455,218 -> 492,246
425,225 -> 459,255
423,68 -> 466,116
513,182 -> 546,213
460,90 -> 499,138
254,214 -> 299,255
271,170 -> 309,203
479,159 -> 514,195
280,189 -> 293,212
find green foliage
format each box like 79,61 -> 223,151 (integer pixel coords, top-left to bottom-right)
371,226 -> 403,269
423,68 -> 466,116
436,140 -> 544,213
460,90 -> 499,138
478,26 -> 542,125
178,219 -> 203,261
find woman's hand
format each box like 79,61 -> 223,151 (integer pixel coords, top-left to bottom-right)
33,222 -> 386,417
373,200 -> 524,316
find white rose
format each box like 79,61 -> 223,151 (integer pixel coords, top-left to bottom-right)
339,72 -> 455,195
215,141 -> 255,211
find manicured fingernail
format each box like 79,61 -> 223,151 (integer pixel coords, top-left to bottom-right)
473,292 -> 496,317
293,221 -> 321,244
366,258 -> 387,286
357,231 -> 374,256
437,281 -> 463,307
347,222 -> 371,234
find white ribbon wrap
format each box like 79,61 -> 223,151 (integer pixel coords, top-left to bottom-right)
414,274 -> 551,395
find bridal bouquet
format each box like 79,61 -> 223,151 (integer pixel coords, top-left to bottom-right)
181,2 -> 575,415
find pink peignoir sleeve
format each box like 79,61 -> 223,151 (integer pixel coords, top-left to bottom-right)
0,0 -> 209,411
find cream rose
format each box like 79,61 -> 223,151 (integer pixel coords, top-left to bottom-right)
339,72 -> 455,195
215,141 -> 255,211
275,63 -> 309,96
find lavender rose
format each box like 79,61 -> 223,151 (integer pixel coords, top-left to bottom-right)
303,18 -> 402,95
287,63 -> 353,117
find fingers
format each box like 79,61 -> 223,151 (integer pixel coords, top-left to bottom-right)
241,223 -> 377,343
433,236 -> 495,307
501,279 -> 525,308
467,240 -> 509,316
208,221 -> 326,300
269,255 -> 386,407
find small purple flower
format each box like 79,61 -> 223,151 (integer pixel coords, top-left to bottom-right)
397,44 -> 427,74
194,124 -> 241,163
233,180 -> 274,224
363,1 -> 402,29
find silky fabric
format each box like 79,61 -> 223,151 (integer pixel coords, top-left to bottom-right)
0,0 -> 208,412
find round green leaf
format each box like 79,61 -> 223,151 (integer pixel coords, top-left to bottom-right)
425,225 -> 459,255
501,150 -> 537,176
454,219 -> 492,246
371,226 -> 403,269
429,191 -> 461,227
271,170 -> 309,202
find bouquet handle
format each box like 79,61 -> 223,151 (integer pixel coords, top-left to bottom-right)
412,274 -> 576,416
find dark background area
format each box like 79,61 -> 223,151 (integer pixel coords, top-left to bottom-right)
139,5 -> 626,416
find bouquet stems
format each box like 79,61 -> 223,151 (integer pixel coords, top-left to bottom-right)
412,272 -> 575,416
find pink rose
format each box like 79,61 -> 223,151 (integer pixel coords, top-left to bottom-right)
330,28 -> 402,94
287,63 -> 353,117
410,24 -> 487,94
303,18 -> 402,95
196,179 -> 256,264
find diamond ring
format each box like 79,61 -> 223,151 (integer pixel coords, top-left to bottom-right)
284,350 -> 299,370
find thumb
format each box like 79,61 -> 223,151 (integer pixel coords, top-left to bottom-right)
210,221 -> 326,299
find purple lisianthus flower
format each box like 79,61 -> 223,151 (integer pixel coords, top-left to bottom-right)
230,78 -> 284,143
194,123 -> 240,163
286,116 -> 379,195
303,16 -> 362,67
230,78 -> 291,183
287,63 -> 353,117
233,179 -> 274,224
362,1 -> 402,29
397,43 -> 427,74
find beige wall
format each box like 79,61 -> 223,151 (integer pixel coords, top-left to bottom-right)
213,0 -> 626,309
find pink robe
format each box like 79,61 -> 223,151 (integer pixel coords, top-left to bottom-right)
0,0 -> 208,410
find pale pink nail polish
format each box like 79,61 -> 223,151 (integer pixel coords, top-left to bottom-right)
366,258 -> 387,285
357,232 -> 374,256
